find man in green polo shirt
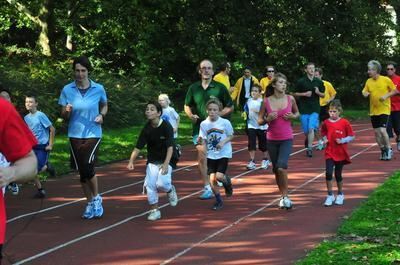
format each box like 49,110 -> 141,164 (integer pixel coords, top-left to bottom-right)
184,59 -> 234,200
293,62 -> 325,158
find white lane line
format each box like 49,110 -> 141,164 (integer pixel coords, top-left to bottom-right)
7,147 -> 248,224
7,132 -> 306,223
160,143 -> 377,265
12,128 -> 372,264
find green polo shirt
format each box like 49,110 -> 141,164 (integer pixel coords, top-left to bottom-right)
294,76 -> 325,114
185,80 -> 233,135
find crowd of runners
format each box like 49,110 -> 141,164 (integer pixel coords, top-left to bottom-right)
0,56 -> 399,260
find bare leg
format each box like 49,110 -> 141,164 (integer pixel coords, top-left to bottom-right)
88,176 -> 99,197
34,177 -> 42,189
81,182 -> 94,202
337,181 -> 343,194
249,150 -> 255,161
196,145 -> 209,186
275,168 -> 288,197
307,130 -> 315,149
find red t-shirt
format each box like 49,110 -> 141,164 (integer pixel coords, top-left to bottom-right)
321,118 -> 354,164
0,98 -> 37,244
390,74 -> 400,111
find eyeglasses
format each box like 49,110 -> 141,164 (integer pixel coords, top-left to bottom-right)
387,68 -> 395,71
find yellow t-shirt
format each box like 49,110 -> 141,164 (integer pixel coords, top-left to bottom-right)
259,77 -> 271,94
362,75 -> 395,115
213,73 -> 230,91
320,80 -> 337,106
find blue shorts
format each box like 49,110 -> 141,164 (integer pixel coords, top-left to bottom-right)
300,113 -> 319,134
33,144 -> 49,171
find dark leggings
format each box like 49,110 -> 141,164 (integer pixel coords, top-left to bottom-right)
325,159 -> 344,182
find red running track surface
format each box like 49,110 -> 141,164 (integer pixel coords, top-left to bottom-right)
3,122 -> 398,265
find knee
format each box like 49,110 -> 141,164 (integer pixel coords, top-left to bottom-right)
335,174 -> 343,182
325,173 -> 333,181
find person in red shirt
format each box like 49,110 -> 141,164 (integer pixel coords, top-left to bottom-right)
385,62 -> 400,150
320,100 -> 354,207
0,97 -> 37,261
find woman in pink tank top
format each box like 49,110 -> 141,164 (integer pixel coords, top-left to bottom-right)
258,73 -> 299,209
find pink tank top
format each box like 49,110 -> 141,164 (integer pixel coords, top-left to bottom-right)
264,95 -> 293,140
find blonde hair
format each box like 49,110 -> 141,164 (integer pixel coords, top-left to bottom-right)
158,93 -> 171,105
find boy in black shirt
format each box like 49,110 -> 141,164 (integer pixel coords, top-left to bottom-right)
127,102 -> 178,221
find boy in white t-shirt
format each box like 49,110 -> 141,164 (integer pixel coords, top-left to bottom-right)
199,98 -> 234,210
158,94 -> 180,139
244,85 -> 271,170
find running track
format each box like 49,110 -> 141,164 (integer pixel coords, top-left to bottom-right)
3,122 -> 399,265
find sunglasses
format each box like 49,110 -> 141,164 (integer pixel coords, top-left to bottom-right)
267,70 -> 275,73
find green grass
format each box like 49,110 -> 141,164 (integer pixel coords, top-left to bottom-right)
296,172 -> 400,265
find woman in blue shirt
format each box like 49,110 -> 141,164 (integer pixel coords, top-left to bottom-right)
59,56 -> 108,220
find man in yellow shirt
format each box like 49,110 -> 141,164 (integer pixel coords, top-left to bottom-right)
213,62 -> 234,94
362,60 -> 397,160
315,68 -> 337,122
231,67 -> 259,109
259,65 -> 275,95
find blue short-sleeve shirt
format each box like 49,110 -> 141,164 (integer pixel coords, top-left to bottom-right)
58,80 -> 107,138
24,111 -> 52,144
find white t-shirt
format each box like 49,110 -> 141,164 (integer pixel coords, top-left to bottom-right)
246,98 -> 268,130
199,117 -> 233,159
161,106 -> 179,138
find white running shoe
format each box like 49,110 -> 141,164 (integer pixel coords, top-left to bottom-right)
335,194 -> 345,205
279,196 -> 293,209
246,160 -> 256,170
324,194 -> 335,207
167,185 -> 178,207
147,209 -> 161,221
261,159 -> 271,169
386,148 -> 393,160
92,195 -> 104,218
82,202 -> 94,219
316,140 -> 325,150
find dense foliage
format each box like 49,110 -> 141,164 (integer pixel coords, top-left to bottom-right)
0,0 -> 397,127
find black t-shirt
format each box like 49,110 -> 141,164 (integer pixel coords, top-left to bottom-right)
136,120 -> 174,165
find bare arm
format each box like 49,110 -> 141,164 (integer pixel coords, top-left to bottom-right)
0,151 -> 37,187
184,104 -> 199,123
221,105 -> 234,117
127,148 -> 140,170
258,101 -> 267,125
161,146 -> 173,175
46,125 -> 56,151
95,102 -> 108,124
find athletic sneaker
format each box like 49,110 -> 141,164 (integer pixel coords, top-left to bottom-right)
82,202 -> 94,219
306,149 -> 313,158
216,180 -> 223,187
92,195 -> 104,218
279,196 -> 293,209
261,159 -> 271,169
324,194 -> 335,207
316,140 -> 325,150
9,182 -> 19,195
212,200 -> 223,210
167,185 -> 178,207
380,148 -> 386,160
246,160 -> 256,170
335,194 -> 345,205
222,176 -> 233,197
199,189 -> 213,200
386,148 -> 393,160
147,209 -> 161,221
34,189 -> 46,199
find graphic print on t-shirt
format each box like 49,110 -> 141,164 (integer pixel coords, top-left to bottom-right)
207,128 -> 224,152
